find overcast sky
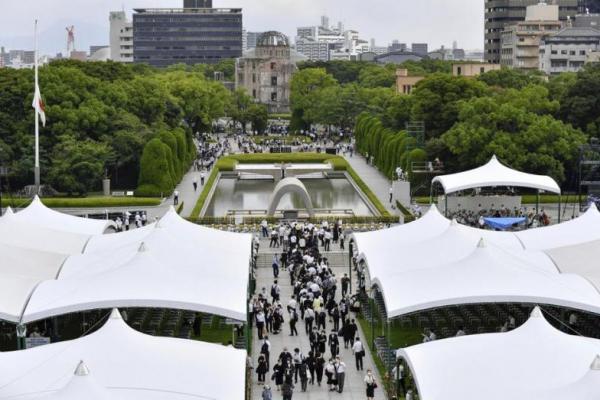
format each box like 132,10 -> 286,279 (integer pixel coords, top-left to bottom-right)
0,0 -> 484,55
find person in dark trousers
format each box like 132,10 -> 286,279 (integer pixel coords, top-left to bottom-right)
314,352 -> 325,386
289,309 -> 298,336
192,178 -> 198,192
341,273 -> 350,297
328,329 -> 339,358
352,337 -> 365,370
256,354 -> 268,384
173,190 -> 179,205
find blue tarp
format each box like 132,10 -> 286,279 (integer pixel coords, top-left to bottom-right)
483,217 -> 527,231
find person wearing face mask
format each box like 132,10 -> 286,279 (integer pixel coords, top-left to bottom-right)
364,369 -> 377,400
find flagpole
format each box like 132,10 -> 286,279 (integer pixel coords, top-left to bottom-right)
34,19 -> 40,194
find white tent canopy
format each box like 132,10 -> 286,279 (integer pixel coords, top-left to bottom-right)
397,307 -> 600,400
546,239 -> 600,292
0,243 -> 68,322
21,208 -> 252,323
375,239 -> 600,318
431,155 -> 561,194
10,196 -> 116,235
0,209 -> 91,255
0,309 -> 246,400
516,203 -> 600,250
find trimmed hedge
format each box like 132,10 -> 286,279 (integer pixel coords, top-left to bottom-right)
3,196 -> 161,208
189,153 -> 391,219
396,200 -> 416,223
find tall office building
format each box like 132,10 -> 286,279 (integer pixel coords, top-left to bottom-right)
579,0 -> 600,13
411,43 -> 429,56
485,0 -> 579,63
133,8 -> 243,67
184,0 -> 212,8
109,11 -> 134,62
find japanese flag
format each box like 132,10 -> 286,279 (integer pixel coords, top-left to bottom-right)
32,83 -> 46,127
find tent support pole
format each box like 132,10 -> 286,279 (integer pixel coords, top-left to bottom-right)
348,241 -> 353,295
558,194 -> 562,223
370,292 -> 375,351
444,194 -> 448,218
536,190 -> 539,215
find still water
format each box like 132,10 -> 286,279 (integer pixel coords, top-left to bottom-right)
204,177 -> 373,216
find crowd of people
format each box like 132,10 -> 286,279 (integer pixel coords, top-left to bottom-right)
250,221 -> 376,399
448,207 -> 551,230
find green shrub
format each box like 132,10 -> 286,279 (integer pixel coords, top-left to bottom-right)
189,167 -> 220,218
137,138 -> 174,196
3,196 -> 161,208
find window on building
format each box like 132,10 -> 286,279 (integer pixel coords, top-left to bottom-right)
252,89 -> 256,98
457,66 -> 462,75
270,62 -> 276,70
252,74 -> 256,83
570,50 -> 576,55
551,50 -> 558,55
480,67 -> 485,74
238,73 -> 244,83
561,50 -> 568,55
580,50 -> 586,56
403,85 -> 412,94
271,76 -> 277,86
271,92 -> 277,101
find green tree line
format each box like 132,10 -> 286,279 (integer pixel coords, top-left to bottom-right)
291,60 -> 600,187
0,59 -> 257,196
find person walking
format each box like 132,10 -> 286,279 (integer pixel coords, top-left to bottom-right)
335,356 -> 347,393
289,308 -> 299,336
272,256 -> 280,278
173,190 -> 179,205
352,337 -> 365,371
261,385 -> 272,400
260,336 -> 271,368
281,381 -> 294,400
389,186 -> 393,203
272,360 -> 284,391
192,177 -> 198,192
256,354 -> 268,384
200,170 -> 206,185
328,329 -> 339,358
365,370 -> 378,400
256,311 -> 266,340
314,352 -> 325,386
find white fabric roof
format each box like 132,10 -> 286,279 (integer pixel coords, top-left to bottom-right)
21,209 -> 252,323
377,240 -> 600,318
397,307 -> 600,400
546,239 -> 600,292
0,309 -> 246,400
11,196 -> 115,235
516,203 -> 600,250
432,155 -> 561,194
0,243 -> 68,322
0,209 -> 91,255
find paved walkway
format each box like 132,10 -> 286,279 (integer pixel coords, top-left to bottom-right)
251,239 -> 385,400
343,153 -> 399,216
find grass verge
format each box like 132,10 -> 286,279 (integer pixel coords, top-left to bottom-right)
415,194 -> 574,205
189,153 -> 391,219
2,196 -> 162,208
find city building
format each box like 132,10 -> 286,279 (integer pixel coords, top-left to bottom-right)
428,45 -> 467,60
396,68 -> 425,94
133,8 -> 243,67
294,16 -> 369,61
574,12 -> 600,27
235,31 -> 306,113
109,11 -> 133,62
453,62 -> 501,76
295,38 -> 330,61
0,47 -> 8,67
579,0 -> 600,13
411,43 -> 429,56
539,25 -> 600,74
246,31 -> 264,50
388,40 -> 407,52
501,3 -> 563,70
184,0 -> 212,7
70,51 -> 87,61
485,0 -> 579,64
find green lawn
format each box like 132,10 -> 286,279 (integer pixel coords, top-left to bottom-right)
189,153 -> 391,219
2,196 -> 162,208
191,316 -> 235,345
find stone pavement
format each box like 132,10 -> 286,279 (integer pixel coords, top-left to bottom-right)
251,239 -> 386,400
343,153 -> 399,216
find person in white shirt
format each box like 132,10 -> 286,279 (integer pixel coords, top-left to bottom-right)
287,296 -> 297,314
422,328 -> 436,343
352,338 -> 365,370
364,370 -> 377,400
335,357 -> 347,393
456,327 -> 466,336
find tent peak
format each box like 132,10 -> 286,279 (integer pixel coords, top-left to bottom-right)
450,219 -> 458,226
74,360 -> 90,376
490,154 -> 498,161
530,306 -> 543,318
477,238 -> 486,248
588,202 -> 599,212
138,242 -> 148,253
4,206 -> 13,215
591,355 -> 600,371
109,308 -> 123,321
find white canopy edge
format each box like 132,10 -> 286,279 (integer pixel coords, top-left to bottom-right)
431,155 -> 561,194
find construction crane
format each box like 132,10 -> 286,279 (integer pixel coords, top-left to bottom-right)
66,25 -> 75,54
